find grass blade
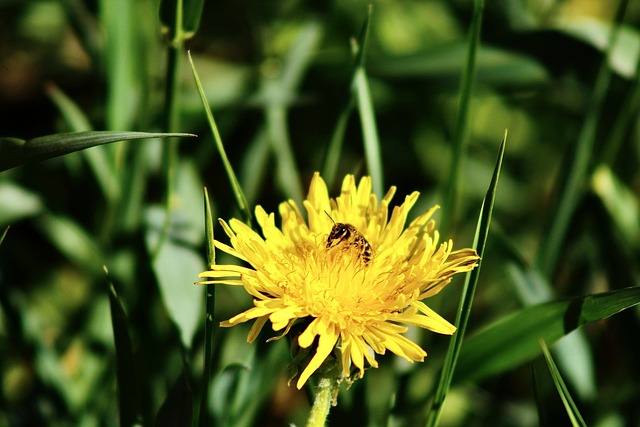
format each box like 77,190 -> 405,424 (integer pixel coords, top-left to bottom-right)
440,0 -> 485,234
454,285 -> 640,384
536,0 -> 629,276
261,22 -> 321,203
105,269 -> 142,427
352,5 -> 383,197
45,83 -> 121,203
0,225 -> 9,246
188,51 -> 252,225
0,131 -> 194,172
539,340 -> 587,427
198,187 -> 217,427
426,130 -> 505,427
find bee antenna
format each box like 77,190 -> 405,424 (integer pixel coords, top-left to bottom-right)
324,211 -> 335,224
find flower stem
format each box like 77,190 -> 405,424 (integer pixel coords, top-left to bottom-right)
306,377 -> 339,427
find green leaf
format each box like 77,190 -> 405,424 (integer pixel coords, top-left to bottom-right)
106,272 -> 143,427
0,182 -> 43,225
35,213 -> 105,274
145,162 -> 205,349
454,285 -> 640,384
370,43 -> 549,88
440,0 -> 485,235
259,21 -> 320,204
0,131 -> 195,172
539,340 -> 588,427
535,0 -> 629,276
592,165 -> 640,248
353,6 -> 384,198
188,50 -> 253,225
426,128 -> 504,427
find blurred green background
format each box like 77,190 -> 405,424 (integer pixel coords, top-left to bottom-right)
1,0 -> 640,426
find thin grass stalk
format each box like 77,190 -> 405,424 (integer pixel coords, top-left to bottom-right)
188,51 -> 253,225
322,97 -> 356,190
0,226 -> 9,246
440,0 -> 484,235
198,188 -> 217,427
153,0 -> 185,260
426,131 -> 505,427
601,44 -> 640,166
536,0 -> 629,276
539,340 -> 588,427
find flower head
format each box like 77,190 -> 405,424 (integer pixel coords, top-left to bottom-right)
199,172 -> 479,389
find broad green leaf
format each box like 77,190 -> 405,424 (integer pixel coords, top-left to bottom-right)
540,340 -> 587,427
506,262 -> 596,400
454,285 -> 640,384
145,162 -> 205,348
106,272 -> 143,427
0,131 -> 194,172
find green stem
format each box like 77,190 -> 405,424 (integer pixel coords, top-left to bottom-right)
306,377 -> 340,427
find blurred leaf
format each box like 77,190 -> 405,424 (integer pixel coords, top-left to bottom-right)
441,0 -> 485,235
35,213 -> 105,274
159,0 -> 205,39
535,0 -> 627,276
0,182 -> 43,225
592,165 -> 640,248
539,340 -> 587,427
259,21 -> 321,204
427,128 -> 503,427
353,6 -> 384,198
371,43 -> 548,87
0,131 -> 195,172
106,273 -> 143,427
560,20 -> 640,79
46,83 -> 121,203
145,162 -> 205,348
455,285 -> 640,384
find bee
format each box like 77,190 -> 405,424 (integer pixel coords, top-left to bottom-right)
325,212 -> 372,264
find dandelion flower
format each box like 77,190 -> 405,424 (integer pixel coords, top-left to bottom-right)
198,172 -> 479,389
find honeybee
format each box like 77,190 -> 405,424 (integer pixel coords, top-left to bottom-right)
325,213 -> 372,264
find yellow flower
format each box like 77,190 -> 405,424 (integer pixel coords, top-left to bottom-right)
198,172 -> 479,389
